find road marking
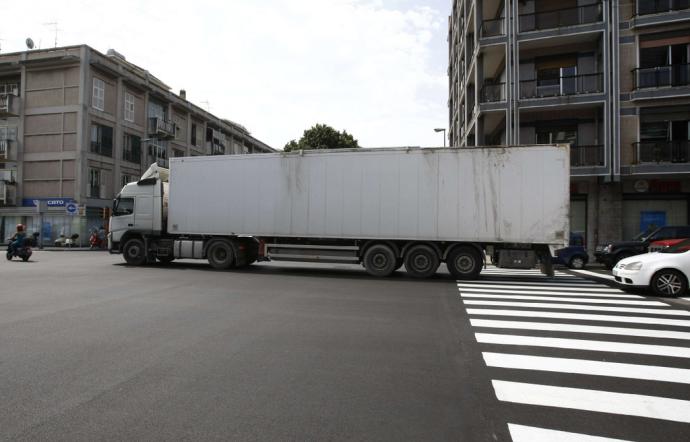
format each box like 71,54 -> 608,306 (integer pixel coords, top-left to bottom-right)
508,424 -> 632,442
458,283 -> 621,292
571,269 -> 617,281
466,308 -> 690,327
493,380 -> 690,423
475,333 -> 690,358
460,294 -> 664,305
464,279 -> 601,287
483,352 -> 690,384
463,300 -> 689,316
469,319 -> 690,341
458,287 -> 641,298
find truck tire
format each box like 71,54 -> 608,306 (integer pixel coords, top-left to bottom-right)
404,244 -> 440,278
446,246 -> 482,280
363,244 -> 397,277
123,239 -> 147,266
207,241 -> 235,270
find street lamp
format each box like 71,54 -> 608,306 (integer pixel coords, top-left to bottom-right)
434,128 -> 446,147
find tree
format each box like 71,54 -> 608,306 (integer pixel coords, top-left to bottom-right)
284,124 -> 360,152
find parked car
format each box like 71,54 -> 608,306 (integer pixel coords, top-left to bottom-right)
649,238 -> 689,253
613,238 -> 690,296
553,233 -> 588,269
595,225 -> 690,269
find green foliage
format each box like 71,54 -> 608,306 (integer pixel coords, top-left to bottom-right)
284,124 -> 360,152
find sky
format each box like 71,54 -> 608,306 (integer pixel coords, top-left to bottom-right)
1,0 -> 451,150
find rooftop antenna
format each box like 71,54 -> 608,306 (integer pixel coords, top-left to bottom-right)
43,22 -> 60,47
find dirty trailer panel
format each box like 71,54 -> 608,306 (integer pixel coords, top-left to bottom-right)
167,146 -> 569,246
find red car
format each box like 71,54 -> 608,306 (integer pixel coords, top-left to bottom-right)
648,238 -> 690,253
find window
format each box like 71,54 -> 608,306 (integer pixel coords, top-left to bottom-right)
0,83 -> 19,95
93,78 -> 105,111
191,123 -> 197,146
536,125 -> 578,145
123,134 -> 141,163
124,92 -> 135,122
91,124 -> 114,157
113,197 -> 134,216
0,126 -> 17,141
120,174 -> 133,189
88,168 -> 101,198
148,139 -> 167,161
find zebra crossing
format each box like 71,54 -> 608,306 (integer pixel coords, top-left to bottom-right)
459,266 -> 690,441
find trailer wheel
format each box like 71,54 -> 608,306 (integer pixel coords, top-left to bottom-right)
404,244 -> 440,278
207,241 -> 235,270
123,238 -> 147,266
363,244 -> 397,277
446,246 -> 482,280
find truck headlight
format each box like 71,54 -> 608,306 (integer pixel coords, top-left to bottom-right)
626,261 -> 643,271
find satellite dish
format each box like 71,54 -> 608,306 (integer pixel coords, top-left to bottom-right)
26,38 -> 34,49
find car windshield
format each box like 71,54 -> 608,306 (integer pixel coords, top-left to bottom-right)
660,238 -> 690,253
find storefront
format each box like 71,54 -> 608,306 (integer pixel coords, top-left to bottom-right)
621,179 -> 690,240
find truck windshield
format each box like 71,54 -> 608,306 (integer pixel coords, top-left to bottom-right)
660,238 -> 690,254
113,197 -> 134,216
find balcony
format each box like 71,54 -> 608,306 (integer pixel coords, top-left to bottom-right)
633,64 -> 690,89
481,18 -> 505,38
520,73 -> 603,99
636,0 -> 690,15
634,140 -> 690,164
0,140 -> 8,159
480,83 -> 506,103
571,145 -> 604,167
519,2 -> 603,32
0,94 -> 20,118
148,117 -> 176,140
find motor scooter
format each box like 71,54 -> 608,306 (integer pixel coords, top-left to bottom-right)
6,232 -> 37,262
89,231 -> 104,249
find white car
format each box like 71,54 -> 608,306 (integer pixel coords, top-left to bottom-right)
613,238 -> 690,296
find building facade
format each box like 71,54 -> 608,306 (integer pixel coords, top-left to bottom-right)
0,45 -> 273,246
447,0 -> 690,251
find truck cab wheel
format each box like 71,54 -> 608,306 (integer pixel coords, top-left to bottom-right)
446,246 -> 482,280
363,244 -> 397,277
404,244 -> 440,278
207,241 -> 235,270
123,239 -> 147,266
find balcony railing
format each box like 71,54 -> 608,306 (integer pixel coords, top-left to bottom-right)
634,140 -> 690,164
0,94 -> 19,117
636,0 -> 690,15
571,145 -> 605,167
632,64 -> 690,89
480,83 -> 506,103
481,17 -> 505,37
520,73 -> 603,99
519,2 -> 603,32
0,140 -> 8,158
90,142 -> 112,158
148,117 -> 176,140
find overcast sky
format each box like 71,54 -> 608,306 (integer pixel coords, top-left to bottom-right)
1,0 -> 450,150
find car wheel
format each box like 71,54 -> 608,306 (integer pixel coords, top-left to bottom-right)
651,269 -> 688,297
568,256 -> 586,269
363,244 -> 397,277
123,239 -> 147,266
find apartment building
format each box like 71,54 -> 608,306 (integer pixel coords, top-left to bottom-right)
448,0 -> 690,250
0,45 -> 273,245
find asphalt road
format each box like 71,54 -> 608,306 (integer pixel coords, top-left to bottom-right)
2,252 -> 689,441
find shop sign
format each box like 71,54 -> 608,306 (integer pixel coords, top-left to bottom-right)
22,198 -> 75,208
649,180 -> 681,193
633,180 -> 649,193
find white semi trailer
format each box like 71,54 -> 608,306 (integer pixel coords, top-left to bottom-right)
108,146 -> 569,279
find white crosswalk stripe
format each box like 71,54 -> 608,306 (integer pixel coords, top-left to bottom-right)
460,266 -> 690,440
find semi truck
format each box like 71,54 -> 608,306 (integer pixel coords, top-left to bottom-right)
108,146 -> 569,279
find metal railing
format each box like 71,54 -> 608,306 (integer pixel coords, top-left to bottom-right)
0,94 -> 9,111
480,83 -> 506,103
90,141 -> 112,158
520,73 -> 603,98
122,148 -> 140,164
571,145 -> 605,167
481,17 -> 505,37
519,2 -> 603,32
636,0 -> 690,15
634,140 -> 690,164
148,117 -> 176,139
632,64 -> 690,89
0,140 -> 7,158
